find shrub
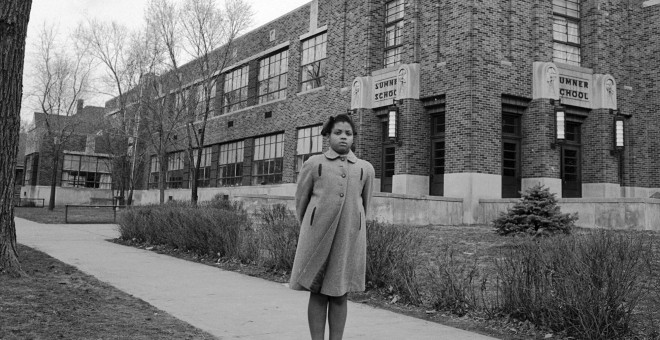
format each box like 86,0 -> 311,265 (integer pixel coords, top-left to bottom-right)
495,230 -> 654,339
256,204 -> 299,272
493,184 -> 577,236
366,220 -> 423,305
117,201 -> 258,263
427,245 -> 489,316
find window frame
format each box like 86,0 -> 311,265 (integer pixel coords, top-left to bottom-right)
252,133 -> 284,185
552,0 -> 581,66
300,33 -> 327,92
222,65 -> 250,114
295,125 -> 323,179
258,49 -> 289,104
148,155 -> 160,189
60,153 -> 112,189
383,0 -> 405,68
166,150 -> 185,189
218,140 -> 244,187
190,146 -> 213,188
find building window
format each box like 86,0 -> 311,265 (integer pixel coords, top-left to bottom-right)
218,141 -> 244,186
61,154 -> 112,189
258,49 -> 289,104
191,146 -> 212,188
24,153 -> 39,186
194,81 -> 217,118
422,96 -> 447,196
252,133 -> 284,185
553,0 -> 581,66
167,150 -> 185,189
300,33 -> 327,92
501,96 -> 529,198
295,125 -> 323,178
194,85 -> 204,117
175,88 -> 189,114
384,0 -> 405,68
148,155 -> 159,189
222,65 -> 249,114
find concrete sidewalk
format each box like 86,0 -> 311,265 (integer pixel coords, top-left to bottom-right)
15,217 -> 499,340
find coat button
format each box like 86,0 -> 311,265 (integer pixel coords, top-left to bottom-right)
341,174 -> 346,178
340,156 -> 346,161
340,193 -> 344,197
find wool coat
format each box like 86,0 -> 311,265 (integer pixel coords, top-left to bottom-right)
289,148 -> 375,296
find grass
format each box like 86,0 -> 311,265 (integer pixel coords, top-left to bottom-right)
14,206 -> 119,224
0,244 -> 216,340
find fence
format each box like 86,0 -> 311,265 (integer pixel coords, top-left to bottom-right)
64,205 -> 126,224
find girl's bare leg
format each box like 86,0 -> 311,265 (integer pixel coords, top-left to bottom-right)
328,294 -> 348,340
308,292 -> 328,340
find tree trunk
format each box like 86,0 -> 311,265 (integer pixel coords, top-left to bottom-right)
0,0 -> 32,277
48,152 -> 58,211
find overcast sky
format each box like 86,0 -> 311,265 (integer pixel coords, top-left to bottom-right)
21,0 -> 311,122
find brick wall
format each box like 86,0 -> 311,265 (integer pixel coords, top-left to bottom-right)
122,0 -> 660,196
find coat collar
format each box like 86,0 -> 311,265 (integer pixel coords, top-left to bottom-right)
324,148 -> 357,163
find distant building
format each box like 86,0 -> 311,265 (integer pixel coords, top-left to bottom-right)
109,0 -> 660,227
21,100 -> 115,205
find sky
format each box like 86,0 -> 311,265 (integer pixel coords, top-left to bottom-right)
21,0 -> 311,123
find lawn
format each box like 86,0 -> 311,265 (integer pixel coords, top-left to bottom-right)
0,244 -> 216,340
14,205 -> 120,224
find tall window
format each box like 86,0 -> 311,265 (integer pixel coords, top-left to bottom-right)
61,154 -> 112,189
553,0 -> 581,66
427,98 -> 446,196
223,65 -> 249,114
149,155 -> 159,189
252,133 -> 284,185
300,33 -> 327,92
295,125 -> 323,178
191,146 -> 212,187
501,96 -> 529,198
258,49 -> 289,104
167,151 -> 185,189
384,0 -> 405,68
218,141 -> 244,186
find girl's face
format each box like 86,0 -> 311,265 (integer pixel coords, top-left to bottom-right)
329,121 -> 354,155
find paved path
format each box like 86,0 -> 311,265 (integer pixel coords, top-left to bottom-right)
15,217 -> 499,340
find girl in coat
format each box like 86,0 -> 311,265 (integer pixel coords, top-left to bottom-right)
290,114 -> 375,340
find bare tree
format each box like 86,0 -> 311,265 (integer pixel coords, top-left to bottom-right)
1,0 -> 32,277
147,0 -> 252,204
77,20 -> 163,205
29,24 -> 93,211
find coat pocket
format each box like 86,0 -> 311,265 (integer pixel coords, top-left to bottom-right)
310,207 -> 316,226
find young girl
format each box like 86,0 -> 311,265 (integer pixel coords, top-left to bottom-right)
290,114 -> 375,340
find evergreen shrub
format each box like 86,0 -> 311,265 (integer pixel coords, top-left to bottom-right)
493,184 -> 577,236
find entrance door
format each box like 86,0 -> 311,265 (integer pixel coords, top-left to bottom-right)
562,145 -> 581,198
381,146 -> 395,193
430,139 -> 444,196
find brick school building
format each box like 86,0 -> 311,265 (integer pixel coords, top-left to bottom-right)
114,0 -> 660,226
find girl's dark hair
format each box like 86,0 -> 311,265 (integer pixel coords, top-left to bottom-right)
321,114 -> 357,137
